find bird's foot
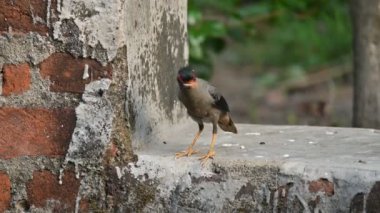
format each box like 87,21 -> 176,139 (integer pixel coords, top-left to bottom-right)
175,147 -> 198,158
199,150 -> 215,166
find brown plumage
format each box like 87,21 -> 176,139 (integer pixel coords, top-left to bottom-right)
218,113 -> 237,133
175,66 -> 237,165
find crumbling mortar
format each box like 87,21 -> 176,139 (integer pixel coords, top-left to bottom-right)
0,65 -> 81,108
0,156 -> 63,210
0,33 -> 55,67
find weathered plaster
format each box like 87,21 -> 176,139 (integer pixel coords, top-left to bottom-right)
53,0 -> 128,64
125,0 -> 188,148
58,79 -> 113,211
61,79 -> 113,171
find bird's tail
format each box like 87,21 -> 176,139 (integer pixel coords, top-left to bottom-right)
218,113 -> 238,134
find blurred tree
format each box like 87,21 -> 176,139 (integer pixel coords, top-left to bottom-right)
188,0 -> 352,84
351,0 -> 380,128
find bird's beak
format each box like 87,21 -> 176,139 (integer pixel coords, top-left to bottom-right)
183,80 -> 197,88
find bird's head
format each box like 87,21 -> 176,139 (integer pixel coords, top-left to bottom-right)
177,66 -> 197,89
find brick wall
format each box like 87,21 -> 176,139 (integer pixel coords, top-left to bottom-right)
0,1 -> 113,211
0,0 -> 186,212
0,0 -> 58,35
0,50 -> 112,211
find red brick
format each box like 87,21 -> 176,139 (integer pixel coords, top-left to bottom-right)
309,178 -> 334,196
103,142 -> 119,166
0,172 -> 11,212
109,143 -> 118,157
0,0 -> 58,35
39,53 -> 112,93
2,63 -> 31,96
79,198 -> 90,212
0,108 -> 76,159
27,170 -> 80,211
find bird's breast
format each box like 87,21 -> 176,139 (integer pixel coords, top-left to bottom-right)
179,89 -> 214,120
188,108 -> 209,118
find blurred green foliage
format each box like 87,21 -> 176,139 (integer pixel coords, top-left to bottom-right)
188,0 -> 352,84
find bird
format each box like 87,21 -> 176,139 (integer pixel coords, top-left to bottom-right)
175,66 -> 237,165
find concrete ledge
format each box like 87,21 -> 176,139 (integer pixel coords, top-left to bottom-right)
124,124 -> 380,212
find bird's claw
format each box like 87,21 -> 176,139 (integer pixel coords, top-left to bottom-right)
199,150 -> 215,166
175,148 -> 198,159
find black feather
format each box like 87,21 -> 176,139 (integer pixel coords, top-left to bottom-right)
178,66 -> 195,82
209,88 -> 230,112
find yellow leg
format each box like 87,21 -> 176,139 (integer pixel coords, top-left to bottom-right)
175,130 -> 202,158
199,133 -> 217,165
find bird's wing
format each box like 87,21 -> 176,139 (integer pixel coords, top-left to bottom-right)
208,85 -> 230,112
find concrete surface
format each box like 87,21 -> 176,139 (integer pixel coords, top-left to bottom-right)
124,123 -> 380,212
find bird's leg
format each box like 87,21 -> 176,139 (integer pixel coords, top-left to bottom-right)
176,123 -> 204,158
199,123 -> 217,165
